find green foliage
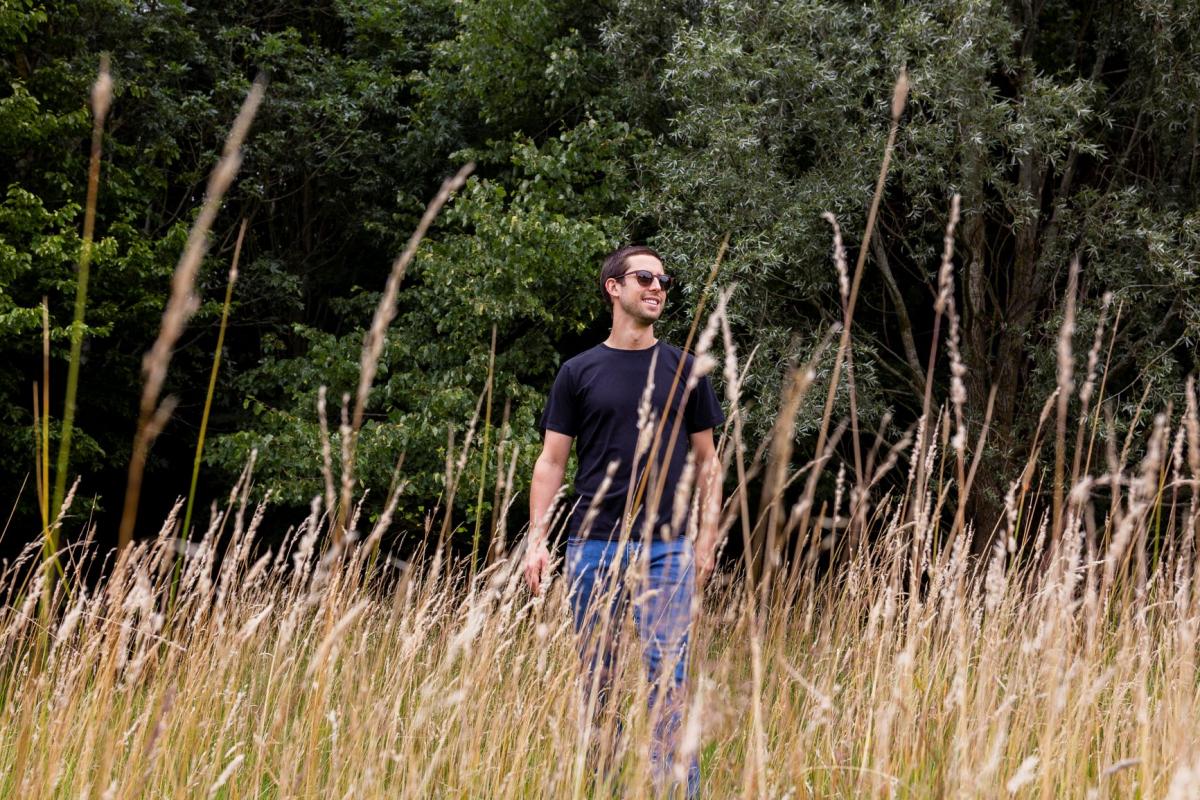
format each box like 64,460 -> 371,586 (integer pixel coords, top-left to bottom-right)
1,0 -> 1197,545
201,0 -> 646,533
612,0 -> 1200,518
210,114 -> 644,527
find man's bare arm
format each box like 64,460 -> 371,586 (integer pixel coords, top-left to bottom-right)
689,428 -> 722,586
524,430 -> 572,594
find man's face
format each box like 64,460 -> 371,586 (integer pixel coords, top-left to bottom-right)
610,253 -> 667,324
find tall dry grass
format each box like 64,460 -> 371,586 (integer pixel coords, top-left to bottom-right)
4,354 -> 1200,798
9,65 -> 1200,800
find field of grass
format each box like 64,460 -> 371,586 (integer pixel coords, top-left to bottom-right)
3,395 -> 1200,799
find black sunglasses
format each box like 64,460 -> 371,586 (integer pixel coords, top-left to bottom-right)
616,269 -> 674,290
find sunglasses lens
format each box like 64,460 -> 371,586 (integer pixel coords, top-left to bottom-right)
632,270 -> 673,290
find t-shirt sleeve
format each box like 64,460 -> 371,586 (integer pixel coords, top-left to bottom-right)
685,373 -> 725,433
539,363 -> 579,436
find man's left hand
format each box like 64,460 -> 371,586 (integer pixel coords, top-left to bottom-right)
695,544 -> 715,588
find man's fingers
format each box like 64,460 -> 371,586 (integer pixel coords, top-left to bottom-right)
525,558 -> 543,595
523,545 -> 552,595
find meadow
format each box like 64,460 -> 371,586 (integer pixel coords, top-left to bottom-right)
4,358 -> 1200,798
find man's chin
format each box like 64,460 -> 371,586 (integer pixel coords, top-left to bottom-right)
621,303 -> 661,325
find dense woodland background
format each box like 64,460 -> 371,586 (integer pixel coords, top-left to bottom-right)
1,0 -> 1198,554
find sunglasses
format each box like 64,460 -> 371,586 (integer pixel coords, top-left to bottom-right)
616,269 -> 674,290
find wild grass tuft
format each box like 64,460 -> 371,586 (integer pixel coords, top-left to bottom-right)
4,365 -> 1200,797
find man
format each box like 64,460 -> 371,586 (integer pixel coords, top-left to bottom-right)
523,245 -> 725,798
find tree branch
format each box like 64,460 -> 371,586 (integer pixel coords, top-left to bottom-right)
869,226 -> 924,387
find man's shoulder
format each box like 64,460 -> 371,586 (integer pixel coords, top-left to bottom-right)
560,344 -> 608,372
654,341 -> 694,368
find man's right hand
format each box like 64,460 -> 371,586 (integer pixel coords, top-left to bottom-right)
523,540 -> 551,595
527,431 -> 571,596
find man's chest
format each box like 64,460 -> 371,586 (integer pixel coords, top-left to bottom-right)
574,362 -> 686,424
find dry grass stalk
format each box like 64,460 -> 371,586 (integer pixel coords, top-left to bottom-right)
118,77 -> 267,549
338,163 -> 475,543
1053,257 -> 1081,542
802,67 -> 909,549
181,218 -> 247,540
53,55 -> 112,526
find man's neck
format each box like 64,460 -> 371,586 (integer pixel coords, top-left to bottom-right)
604,318 -> 657,350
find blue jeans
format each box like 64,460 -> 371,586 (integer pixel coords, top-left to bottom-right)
566,536 -> 700,799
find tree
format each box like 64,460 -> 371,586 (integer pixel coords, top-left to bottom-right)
609,0 -> 1200,538
209,0 -> 651,539
4,0 -> 1196,558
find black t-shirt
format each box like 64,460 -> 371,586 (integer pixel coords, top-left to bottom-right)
538,341 -> 725,541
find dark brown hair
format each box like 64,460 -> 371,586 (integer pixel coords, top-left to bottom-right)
599,245 -> 662,307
